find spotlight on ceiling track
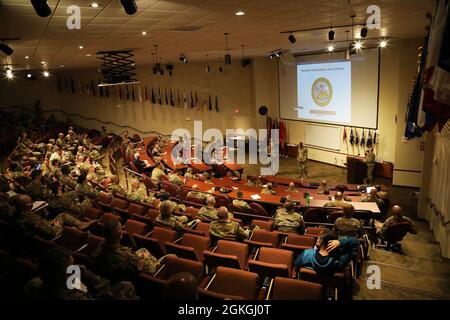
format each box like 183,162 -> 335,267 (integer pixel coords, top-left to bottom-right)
179,54 -> 188,64
30,0 -> 52,17
327,44 -> 335,52
360,26 -> 368,38
288,33 -> 296,44
5,68 -> 13,79
328,29 -> 335,41
0,43 -> 13,56
354,40 -> 362,50
43,70 -> 50,78
120,0 -> 137,15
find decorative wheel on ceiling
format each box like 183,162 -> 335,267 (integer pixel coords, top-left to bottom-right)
96,50 -> 138,86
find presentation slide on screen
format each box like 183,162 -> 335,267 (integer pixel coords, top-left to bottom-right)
296,61 -> 351,124
279,48 -> 379,129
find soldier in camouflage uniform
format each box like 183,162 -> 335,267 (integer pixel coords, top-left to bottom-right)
197,196 -> 219,221
126,180 -> 155,204
21,247 -> 139,300
364,147 -> 376,182
55,132 -> 66,149
209,207 -> 253,241
287,182 -> 299,193
155,201 -> 191,231
151,162 -> 165,181
317,180 -> 330,194
324,192 -> 347,208
157,192 -> 186,213
92,220 -> 171,283
232,191 -> 252,212
297,142 -> 308,178
106,175 -> 125,194
76,174 -> 99,200
273,201 -> 305,234
261,182 -> 276,195
186,184 -> 207,203
333,204 -> 364,238
376,205 -> 417,239
362,188 -> 384,207
14,194 -> 92,240
184,167 -> 195,180
168,171 -> 185,186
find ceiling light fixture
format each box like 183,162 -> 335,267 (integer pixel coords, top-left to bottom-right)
179,53 -> 188,64
120,0 -> 137,15
90,2 -> 99,8
79,45 -> 84,49
43,70 -> 50,77
328,29 -> 335,41
25,55 -> 29,59
27,73 -> 32,78
327,44 -> 335,52
354,40 -> 362,50
141,31 -> 147,36
235,11 -> 245,16
379,39 -> 388,48
41,61 -> 46,65
288,33 -> 296,44
31,0 -> 52,17
0,43 -> 13,56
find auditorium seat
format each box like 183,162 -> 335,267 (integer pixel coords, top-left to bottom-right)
203,240 -> 249,271
245,230 -> 280,249
155,255 -> 204,283
111,198 -> 129,216
195,221 -> 211,237
299,267 -> 347,300
56,226 -> 89,252
23,234 -> 56,259
147,208 -> 160,221
8,259 -> 38,297
250,202 -> 269,216
281,234 -> 316,256
303,208 -> 328,223
127,203 -> 147,216
251,219 -> 273,231
125,219 -> 149,237
305,227 -> 326,238
268,277 -> 323,300
81,234 -> 105,256
248,247 -> 294,279
160,181 -> 179,199
98,192 -> 113,211
132,234 -> 165,258
203,266 -> 259,300
135,272 -> 166,300
83,207 -> 103,220
327,210 -> 344,223
101,212 -> 122,224
165,233 -> 210,262
0,249 -> 10,278
184,206 -> 200,218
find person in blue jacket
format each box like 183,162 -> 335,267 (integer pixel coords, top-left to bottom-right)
294,229 -> 359,275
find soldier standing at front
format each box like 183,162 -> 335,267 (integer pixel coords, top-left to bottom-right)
297,142 -> 308,179
364,147 -> 376,182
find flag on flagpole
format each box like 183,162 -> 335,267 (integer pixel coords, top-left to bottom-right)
343,127 -> 347,141
132,85 -> 135,101
98,80 -> 103,98
183,91 -> 187,109
138,86 -> 142,102
208,93 -> 212,111
215,95 -> 219,112
366,130 -> 373,147
195,92 -> 199,110
151,86 -> 156,104
349,128 -> 354,145
158,87 -> 162,105
170,89 -> 175,107
360,129 -> 365,147
144,85 -> 149,101
355,128 -> 360,146
373,131 -> 377,145
176,90 -> 181,108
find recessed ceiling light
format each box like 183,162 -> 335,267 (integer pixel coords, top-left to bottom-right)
327,44 -> 335,52
41,61 -> 46,64
6,72 -> 13,79
43,71 -> 50,77
6,69 -> 12,75
235,11 -> 245,16
27,73 -> 32,78
379,39 -> 388,48
79,45 -> 84,49
60,65 -> 64,68
354,41 -> 362,50
90,2 -> 99,8
25,56 -> 29,59
141,31 -> 147,36
86,53 -> 92,57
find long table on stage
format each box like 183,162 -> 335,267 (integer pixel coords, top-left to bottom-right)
139,136 -> 157,167
309,199 -> 380,213
161,141 -> 187,171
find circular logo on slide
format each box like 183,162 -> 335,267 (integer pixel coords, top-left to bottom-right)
311,77 -> 333,107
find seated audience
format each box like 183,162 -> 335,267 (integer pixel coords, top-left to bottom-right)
376,205 -> 417,239
273,201 -> 305,234
155,200 -> 192,230
209,207 -> 253,241
317,180 -> 329,194
186,184 -> 207,203
232,191 -> 252,212
162,272 -> 199,301
333,204 -> 364,238
261,182 -> 276,195
324,191 -> 346,208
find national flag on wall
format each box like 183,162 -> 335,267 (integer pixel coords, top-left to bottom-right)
170,89 -> 175,107
195,92 -> 199,110
367,130 -> 373,147
158,87 -> 162,105
164,88 -> 168,105
183,92 -> 187,109
373,131 -> 378,145
208,93 -> 212,111
138,86 -> 142,102
144,85 -> 149,101
151,86 -> 156,104
360,129 -> 365,147
355,129 -> 360,145
215,95 -> 219,112
343,127 -> 347,141
190,91 -> 194,109
349,128 -> 354,145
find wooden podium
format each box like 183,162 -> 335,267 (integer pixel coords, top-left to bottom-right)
346,156 -> 367,184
